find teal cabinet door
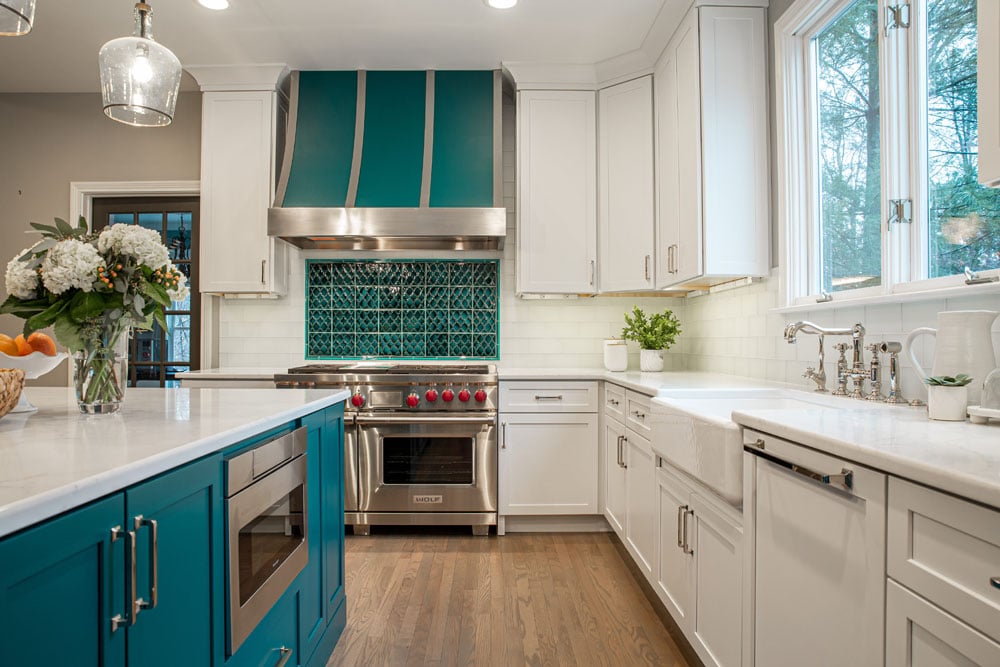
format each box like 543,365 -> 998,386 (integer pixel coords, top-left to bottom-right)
125,454 -> 224,667
322,408 -> 346,617
0,495 -> 126,667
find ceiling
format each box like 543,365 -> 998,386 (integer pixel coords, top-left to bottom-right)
0,0 -> 667,93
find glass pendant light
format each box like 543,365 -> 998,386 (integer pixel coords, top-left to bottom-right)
98,2 -> 182,127
0,0 -> 35,36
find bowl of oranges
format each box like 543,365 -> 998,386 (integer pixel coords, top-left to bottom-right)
0,332 -> 67,413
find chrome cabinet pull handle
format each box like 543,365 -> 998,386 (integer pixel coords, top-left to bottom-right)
110,526 -> 133,632
991,577 -> 1000,590
682,508 -> 695,555
644,255 -> 651,281
261,259 -> 267,283
621,438 -> 628,469
135,516 -> 159,611
616,435 -> 624,467
501,421 -> 507,449
533,395 -> 563,401
590,260 -> 595,286
275,646 -> 293,667
676,505 -> 686,549
632,410 -> 645,419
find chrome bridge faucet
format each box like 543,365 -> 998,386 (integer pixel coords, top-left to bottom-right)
784,321 -> 867,396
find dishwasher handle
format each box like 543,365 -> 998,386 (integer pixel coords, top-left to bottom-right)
753,448 -> 854,493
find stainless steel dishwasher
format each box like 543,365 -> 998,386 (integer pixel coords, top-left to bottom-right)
744,429 -> 887,667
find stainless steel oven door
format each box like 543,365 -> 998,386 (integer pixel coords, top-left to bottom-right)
226,428 -> 308,653
357,414 -> 497,513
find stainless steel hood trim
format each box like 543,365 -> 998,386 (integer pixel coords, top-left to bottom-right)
267,206 -> 506,251
493,70 -> 503,208
273,70 -> 299,207
345,71 -> 366,207
420,71 -> 435,207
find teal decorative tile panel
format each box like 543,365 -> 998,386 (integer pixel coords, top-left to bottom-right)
306,260 -> 499,359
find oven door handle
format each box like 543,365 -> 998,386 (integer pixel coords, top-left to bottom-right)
355,414 -> 497,426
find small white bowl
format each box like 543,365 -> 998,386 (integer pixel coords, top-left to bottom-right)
0,350 -> 68,413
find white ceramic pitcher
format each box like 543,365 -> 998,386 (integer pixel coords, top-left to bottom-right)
905,310 -> 999,405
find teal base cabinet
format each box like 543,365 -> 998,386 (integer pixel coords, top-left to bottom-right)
0,401 -> 346,667
0,454 -> 221,667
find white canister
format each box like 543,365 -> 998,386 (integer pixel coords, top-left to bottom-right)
604,339 -> 628,372
926,385 -> 969,421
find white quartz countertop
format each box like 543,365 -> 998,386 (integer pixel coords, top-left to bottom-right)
0,387 -> 349,538
733,405 -> 1000,510
498,368 -> 780,396
175,367 -> 282,381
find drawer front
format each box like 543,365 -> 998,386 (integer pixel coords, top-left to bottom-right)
886,579 -> 1000,667
625,391 -> 652,434
499,381 -> 599,413
888,477 -> 1000,641
604,383 -> 626,422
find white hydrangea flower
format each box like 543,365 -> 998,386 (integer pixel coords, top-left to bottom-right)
40,239 -> 103,295
97,224 -> 170,270
4,248 -> 40,299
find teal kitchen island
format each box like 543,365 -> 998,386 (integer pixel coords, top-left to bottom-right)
0,387 -> 349,667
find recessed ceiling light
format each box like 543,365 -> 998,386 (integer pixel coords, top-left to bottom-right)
198,0 -> 229,9
484,0 -> 517,8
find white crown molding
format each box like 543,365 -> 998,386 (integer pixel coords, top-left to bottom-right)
185,64 -> 290,92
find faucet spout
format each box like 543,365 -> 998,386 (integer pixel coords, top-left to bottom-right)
784,320 -> 854,344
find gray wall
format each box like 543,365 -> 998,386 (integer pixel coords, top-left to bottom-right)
0,91 -> 201,384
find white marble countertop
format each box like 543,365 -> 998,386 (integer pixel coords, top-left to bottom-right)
0,387 -> 349,538
734,405 -> 1000,510
498,368 -> 779,396
175,367 -> 282,381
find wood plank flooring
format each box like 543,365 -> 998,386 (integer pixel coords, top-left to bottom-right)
326,530 -> 690,667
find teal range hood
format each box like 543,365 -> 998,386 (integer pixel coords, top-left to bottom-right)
268,70 -> 506,251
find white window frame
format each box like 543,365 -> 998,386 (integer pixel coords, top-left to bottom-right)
776,0 -> 1000,309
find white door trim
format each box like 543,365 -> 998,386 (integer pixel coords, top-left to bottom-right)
69,180 -> 200,230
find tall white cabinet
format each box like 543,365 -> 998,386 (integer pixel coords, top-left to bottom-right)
598,75 -> 656,292
654,5 -> 769,289
979,0 -> 1000,187
516,90 -> 598,294
190,66 -> 290,296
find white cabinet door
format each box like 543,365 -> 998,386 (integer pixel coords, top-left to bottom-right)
499,414 -> 598,515
598,75 -> 655,292
200,91 -> 287,295
656,465 -> 695,630
604,416 -> 627,536
624,429 -> 657,576
690,490 -> 742,667
516,90 -> 598,294
886,580 -> 1000,667
979,0 -> 1000,187
655,9 -> 703,288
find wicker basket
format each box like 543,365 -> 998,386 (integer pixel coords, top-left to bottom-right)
0,368 -> 26,419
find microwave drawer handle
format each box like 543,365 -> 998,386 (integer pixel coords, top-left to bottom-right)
355,414 -> 497,425
757,448 -> 854,493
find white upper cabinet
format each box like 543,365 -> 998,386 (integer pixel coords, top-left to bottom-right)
516,90 -> 598,294
654,5 -> 769,289
598,75 -> 656,292
979,0 -> 1000,186
192,65 -> 290,296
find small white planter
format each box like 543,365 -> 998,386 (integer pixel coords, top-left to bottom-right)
927,385 -> 969,421
640,349 -> 664,372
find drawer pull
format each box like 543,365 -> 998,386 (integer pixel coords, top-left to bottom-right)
608,398 -> 620,407
631,410 -> 645,419
676,504 -> 686,548
534,395 -> 563,401
991,577 -> 1000,590
275,646 -> 293,667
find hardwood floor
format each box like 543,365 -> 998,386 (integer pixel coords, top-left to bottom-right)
326,530 -> 690,667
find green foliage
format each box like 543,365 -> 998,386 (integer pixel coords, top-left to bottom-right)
925,374 -> 973,386
621,307 -> 681,351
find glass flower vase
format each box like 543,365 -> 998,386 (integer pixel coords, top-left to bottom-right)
73,329 -> 129,414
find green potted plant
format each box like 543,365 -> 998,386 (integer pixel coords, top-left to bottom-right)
621,306 -> 681,372
924,374 -> 972,421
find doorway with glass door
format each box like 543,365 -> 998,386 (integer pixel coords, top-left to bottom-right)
91,197 -> 199,387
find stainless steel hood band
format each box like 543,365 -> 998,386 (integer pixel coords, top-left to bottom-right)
420,71 -> 434,207
493,70 -> 502,207
273,71 -> 299,208
345,70 -> 366,207
355,413 -> 496,425
267,206 -> 506,251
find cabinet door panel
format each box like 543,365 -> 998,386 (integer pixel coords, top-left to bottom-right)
656,466 -> 694,627
978,0 -> 1000,186
126,455 -> 223,667
624,430 -> 656,575
691,491 -> 742,667
0,496 -> 126,667
887,580 -> 1000,666
599,75 -> 655,292
500,414 -> 598,514
604,416 -> 627,535
517,90 -> 597,294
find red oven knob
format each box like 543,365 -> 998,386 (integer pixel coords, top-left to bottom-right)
406,393 -> 420,408
351,393 -> 366,408
458,389 -> 471,403
425,389 -> 438,402
441,388 -> 455,402
474,389 -> 487,403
